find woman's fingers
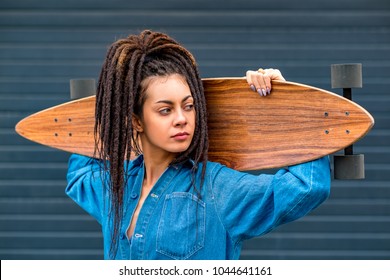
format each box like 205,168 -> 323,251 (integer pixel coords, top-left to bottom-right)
264,68 -> 285,82
246,70 -> 272,96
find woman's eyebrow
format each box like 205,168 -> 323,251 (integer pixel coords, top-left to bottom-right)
156,95 -> 193,105
182,95 -> 193,102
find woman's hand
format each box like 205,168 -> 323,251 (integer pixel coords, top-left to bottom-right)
246,68 -> 285,96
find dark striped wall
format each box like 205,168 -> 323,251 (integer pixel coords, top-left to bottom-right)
0,0 -> 389,259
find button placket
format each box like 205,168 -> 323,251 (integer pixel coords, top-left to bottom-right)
130,165 -> 180,259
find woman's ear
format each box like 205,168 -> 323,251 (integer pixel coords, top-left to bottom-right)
132,114 -> 144,133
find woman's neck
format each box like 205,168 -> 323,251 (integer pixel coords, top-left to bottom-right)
142,150 -> 175,188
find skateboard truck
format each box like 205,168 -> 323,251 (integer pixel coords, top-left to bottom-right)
331,63 -> 365,179
70,79 -> 96,100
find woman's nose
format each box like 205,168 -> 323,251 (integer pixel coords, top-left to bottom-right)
174,109 -> 187,126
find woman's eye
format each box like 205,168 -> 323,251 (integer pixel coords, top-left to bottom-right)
159,108 -> 171,115
184,104 -> 194,111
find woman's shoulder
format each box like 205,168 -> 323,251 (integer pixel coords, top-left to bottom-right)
68,154 -> 101,173
202,160 -> 241,178
68,153 -> 145,177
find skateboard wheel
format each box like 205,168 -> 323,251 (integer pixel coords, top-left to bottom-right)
331,63 -> 362,89
70,79 -> 96,100
333,154 -> 365,180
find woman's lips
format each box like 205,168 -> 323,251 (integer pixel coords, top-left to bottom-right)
172,132 -> 190,140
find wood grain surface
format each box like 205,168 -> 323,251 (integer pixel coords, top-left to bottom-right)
15,78 -> 374,170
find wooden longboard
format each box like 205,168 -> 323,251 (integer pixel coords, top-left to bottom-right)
15,78 -> 374,171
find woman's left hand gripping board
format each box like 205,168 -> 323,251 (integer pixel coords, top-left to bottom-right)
246,68 -> 285,96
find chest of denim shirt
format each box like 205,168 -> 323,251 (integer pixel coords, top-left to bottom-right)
66,154 -> 331,260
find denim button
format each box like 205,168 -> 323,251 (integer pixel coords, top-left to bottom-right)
130,192 -> 138,199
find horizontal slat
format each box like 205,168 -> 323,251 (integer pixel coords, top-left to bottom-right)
0,61 -> 388,77
1,11 -> 389,28
330,181 -> 390,199
244,232 -> 390,250
0,147 -> 69,163
0,98 -> 65,112
0,249 -> 102,260
0,232 -> 102,249
2,44 -> 390,62
240,249 -> 390,260
0,113 -> 31,129
0,80 -> 69,95
330,149 -> 390,165
0,198 -> 84,215
0,163 -> 67,180
314,198 -> 390,216
350,148 -> 390,164
0,0 -> 388,11
350,96 -> 390,113
0,214 -> 100,231
1,27 -> 390,44
0,130 -> 39,145
0,62 -> 101,79
275,215 -> 390,233
1,61 -> 389,80
0,180 -> 67,198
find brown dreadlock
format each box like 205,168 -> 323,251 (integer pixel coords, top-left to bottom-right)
94,30 -> 209,258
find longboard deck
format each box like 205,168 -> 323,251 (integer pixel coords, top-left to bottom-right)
15,78 -> 374,171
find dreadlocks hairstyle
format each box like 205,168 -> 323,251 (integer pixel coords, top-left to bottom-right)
94,30 -> 209,258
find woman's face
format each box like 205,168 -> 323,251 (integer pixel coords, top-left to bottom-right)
134,74 -> 195,159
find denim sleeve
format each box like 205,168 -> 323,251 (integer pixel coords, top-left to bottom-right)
65,154 -> 106,224
209,156 -> 331,243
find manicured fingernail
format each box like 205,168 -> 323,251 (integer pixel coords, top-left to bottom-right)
257,89 -> 263,96
262,89 -> 267,96
266,87 -> 271,95
250,84 -> 256,92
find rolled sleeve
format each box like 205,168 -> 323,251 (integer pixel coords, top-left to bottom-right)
209,156 -> 331,243
66,154 -> 106,224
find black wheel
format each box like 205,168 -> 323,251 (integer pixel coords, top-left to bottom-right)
333,154 -> 365,180
331,63 -> 362,89
70,79 -> 96,100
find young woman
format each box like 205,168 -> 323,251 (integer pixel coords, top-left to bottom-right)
66,30 -> 331,260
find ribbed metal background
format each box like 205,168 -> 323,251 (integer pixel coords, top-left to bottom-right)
0,0 -> 389,259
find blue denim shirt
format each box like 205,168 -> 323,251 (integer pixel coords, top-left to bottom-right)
66,154 -> 330,260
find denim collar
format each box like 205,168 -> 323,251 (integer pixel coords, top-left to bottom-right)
130,154 -> 196,170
